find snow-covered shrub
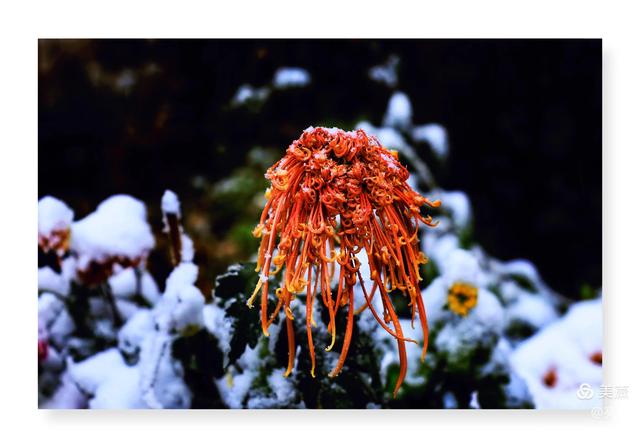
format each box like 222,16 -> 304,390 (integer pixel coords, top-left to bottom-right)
38,192 -> 202,408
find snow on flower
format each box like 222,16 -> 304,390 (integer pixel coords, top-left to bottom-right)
71,195 -> 155,284
38,191 -> 204,409
38,196 -> 74,256
423,249 -> 504,367
161,189 -> 181,216
161,189 -> 194,264
510,298 -> 602,409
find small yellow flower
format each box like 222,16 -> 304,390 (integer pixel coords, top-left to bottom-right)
447,282 -> 478,317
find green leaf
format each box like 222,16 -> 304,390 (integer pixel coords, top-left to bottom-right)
172,328 -> 226,408
213,262 -> 278,367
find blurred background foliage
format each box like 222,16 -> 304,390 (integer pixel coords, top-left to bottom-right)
38,39 -> 601,300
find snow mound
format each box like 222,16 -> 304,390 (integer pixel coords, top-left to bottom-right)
39,196 -> 74,236
71,195 -> 155,269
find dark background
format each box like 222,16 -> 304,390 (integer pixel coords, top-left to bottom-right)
38,39 -> 602,299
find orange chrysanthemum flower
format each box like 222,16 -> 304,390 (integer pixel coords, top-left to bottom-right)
249,126 -> 440,396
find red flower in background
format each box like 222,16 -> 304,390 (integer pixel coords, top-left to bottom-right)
250,127 -> 440,396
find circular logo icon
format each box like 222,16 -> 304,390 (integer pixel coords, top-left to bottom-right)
577,383 -> 594,400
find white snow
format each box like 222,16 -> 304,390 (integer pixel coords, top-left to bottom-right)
118,310 -> 155,357
436,190 -> 472,230
172,285 -> 206,331
154,262 -> 205,333
443,392 -> 458,409
441,249 -> 483,288
233,85 -> 254,104
180,234 -> 195,263
203,303 -> 232,357
422,248 -> 504,364
139,332 -> 192,409
494,259 -> 541,284
69,348 -> 146,409
413,124 -> 449,159
422,232 -> 460,272
161,189 -> 181,216
38,292 -> 75,347
163,262 -> 199,299
231,84 -> 270,106
490,258 -> 559,301
108,267 -> 138,297
71,195 -> 155,268
38,292 -> 65,328
510,298 -> 602,409
160,190 -> 194,263
273,67 -> 311,89
267,367 -> 297,403
40,372 -> 88,409
377,317 -> 429,387
38,196 -> 74,237
216,344 -> 261,409
505,292 -> 558,330
88,364 -> 143,409
469,391 -> 481,409
115,300 -> 142,322
48,309 -> 75,347
108,267 -> 161,304
432,287 -> 504,363
383,91 -> 412,130
368,54 -> 399,88
38,266 -> 71,296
